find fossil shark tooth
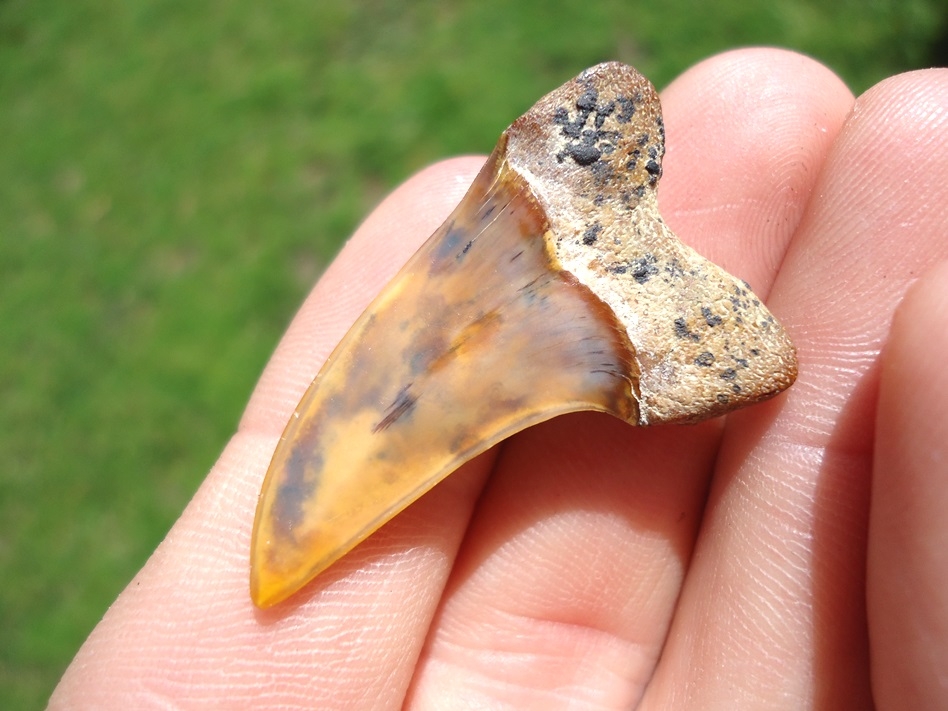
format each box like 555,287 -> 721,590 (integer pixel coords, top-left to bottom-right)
250,62 -> 797,608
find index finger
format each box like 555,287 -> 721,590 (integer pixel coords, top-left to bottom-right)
51,157 -> 489,709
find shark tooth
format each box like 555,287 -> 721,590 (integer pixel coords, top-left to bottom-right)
250,62 -> 797,608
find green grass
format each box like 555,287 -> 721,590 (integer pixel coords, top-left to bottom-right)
0,0 -> 943,705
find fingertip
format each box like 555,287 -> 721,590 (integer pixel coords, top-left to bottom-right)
874,258 -> 948,477
870,259 -> 948,711
876,259 -> 948,453
856,66 -> 948,114
885,259 -> 948,380
658,47 -> 854,290
663,46 -> 853,103
834,68 -> 948,217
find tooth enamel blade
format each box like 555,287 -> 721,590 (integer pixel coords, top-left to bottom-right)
251,154 -> 637,608
250,62 -> 797,608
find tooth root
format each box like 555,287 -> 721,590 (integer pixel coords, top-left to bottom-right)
502,62 -> 797,425
251,62 -> 797,608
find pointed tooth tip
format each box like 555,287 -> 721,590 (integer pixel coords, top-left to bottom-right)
250,548 -> 314,609
250,579 -> 294,610
249,575 -> 278,610
249,544 -> 288,609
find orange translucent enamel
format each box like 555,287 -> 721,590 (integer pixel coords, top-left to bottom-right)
250,155 -> 637,608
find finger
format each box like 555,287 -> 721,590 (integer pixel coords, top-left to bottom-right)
51,158 -> 490,709
405,48 -> 853,709
645,69 -> 948,708
869,260 -> 948,711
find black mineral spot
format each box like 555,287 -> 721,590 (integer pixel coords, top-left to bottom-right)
720,368 -> 738,381
593,193 -> 605,206
731,384 -> 743,394
695,352 -> 715,367
638,134 -> 650,147
701,306 -> 723,327
594,101 -> 615,127
582,222 -> 603,245
616,96 -> 635,123
646,160 -> 661,185
674,318 -> 701,342
567,142 -> 601,166
576,89 -> 598,111
716,393 -> 730,404
631,253 -> 659,284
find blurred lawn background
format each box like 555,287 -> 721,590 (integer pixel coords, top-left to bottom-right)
1,0 -> 944,705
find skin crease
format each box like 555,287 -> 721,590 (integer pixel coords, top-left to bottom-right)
50,48 -> 948,709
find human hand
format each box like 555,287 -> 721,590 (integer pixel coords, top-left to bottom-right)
51,48 -> 948,709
